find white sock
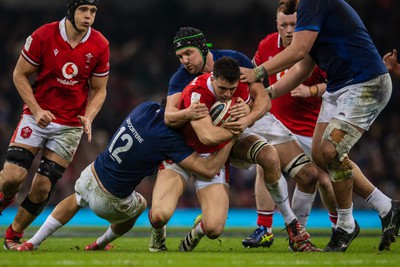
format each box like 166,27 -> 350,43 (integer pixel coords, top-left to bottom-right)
365,188 -> 392,218
265,175 -> 296,224
96,226 -> 121,248
291,186 -> 316,227
337,203 -> 355,233
27,215 -> 63,248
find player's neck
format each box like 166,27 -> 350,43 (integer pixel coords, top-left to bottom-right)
202,52 -> 214,73
65,20 -> 89,48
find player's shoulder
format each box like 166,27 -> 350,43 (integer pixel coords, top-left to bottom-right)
213,49 -> 248,60
259,32 -> 279,48
32,21 -> 59,38
89,27 -> 110,47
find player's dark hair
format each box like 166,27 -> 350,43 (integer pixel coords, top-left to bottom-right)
173,27 -> 209,68
66,0 -> 99,30
212,57 -> 240,84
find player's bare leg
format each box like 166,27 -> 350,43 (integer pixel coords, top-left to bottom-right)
179,183 -> 229,252
149,169 -> 186,252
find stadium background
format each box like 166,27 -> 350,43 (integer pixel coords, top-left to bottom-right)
0,0 -> 399,227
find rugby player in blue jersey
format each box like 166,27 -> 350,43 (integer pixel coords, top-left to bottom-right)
241,0 -> 397,252
16,101 -> 235,251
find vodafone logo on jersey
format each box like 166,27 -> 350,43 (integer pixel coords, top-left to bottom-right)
62,62 -> 78,79
58,62 -> 79,86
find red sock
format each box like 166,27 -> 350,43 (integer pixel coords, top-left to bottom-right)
5,225 -> 23,240
256,210 -> 274,228
329,212 -> 338,226
0,194 -> 16,202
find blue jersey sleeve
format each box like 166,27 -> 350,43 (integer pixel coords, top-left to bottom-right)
168,66 -> 197,96
212,49 -> 253,68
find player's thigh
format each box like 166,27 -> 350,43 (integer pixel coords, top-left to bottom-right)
152,168 -> 186,210
273,140 -> 305,167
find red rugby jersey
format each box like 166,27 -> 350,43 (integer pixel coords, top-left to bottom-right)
179,73 -> 250,153
254,32 -> 325,137
21,18 -> 110,126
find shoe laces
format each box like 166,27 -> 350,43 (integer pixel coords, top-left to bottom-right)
251,226 -> 269,240
285,220 -> 310,243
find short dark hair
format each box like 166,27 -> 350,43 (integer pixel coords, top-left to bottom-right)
212,57 -> 240,84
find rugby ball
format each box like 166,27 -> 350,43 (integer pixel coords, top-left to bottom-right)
210,97 -> 236,126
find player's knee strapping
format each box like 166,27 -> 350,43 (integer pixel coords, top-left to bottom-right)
247,139 -> 269,163
21,157 -> 66,216
5,146 -> 35,170
322,120 -> 362,182
283,153 -> 311,178
37,157 -> 66,189
21,195 -> 49,216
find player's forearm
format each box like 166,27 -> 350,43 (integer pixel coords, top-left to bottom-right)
164,109 -> 189,127
200,141 -> 234,177
13,76 -> 42,114
198,126 -> 235,146
84,87 -> 107,122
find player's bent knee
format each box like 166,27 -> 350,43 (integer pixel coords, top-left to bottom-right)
204,225 -> 224,239
148,208 -> 169,228
326,156 -> 353,182
37,157 -> 66,189
322,120 -> 361,182
256,144 -> 279,169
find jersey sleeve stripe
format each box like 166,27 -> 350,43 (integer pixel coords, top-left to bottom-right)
21,50 -> 40,67
92,71 -> 110,77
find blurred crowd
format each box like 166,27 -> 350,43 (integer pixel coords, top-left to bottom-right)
0,0 -> 399,210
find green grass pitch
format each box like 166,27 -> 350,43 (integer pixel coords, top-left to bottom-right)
0,227 -> 399,267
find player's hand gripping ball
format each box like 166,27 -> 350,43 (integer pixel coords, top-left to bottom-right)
210,97 -> 237,126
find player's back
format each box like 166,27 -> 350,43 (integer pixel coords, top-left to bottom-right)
94,102 -> 192,198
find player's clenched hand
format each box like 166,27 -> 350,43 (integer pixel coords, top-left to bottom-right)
228,97 -> 250,119
291,84 -> 311,98
240,67 -> 257,83
186,101 -> 209,120
78,115 -> 92,142
34,110 -> 56,129
223,116 -> 250,134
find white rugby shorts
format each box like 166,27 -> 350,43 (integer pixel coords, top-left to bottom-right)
74,164 -> 145,224
11,114 -> 83,162
318,73 -> 392,130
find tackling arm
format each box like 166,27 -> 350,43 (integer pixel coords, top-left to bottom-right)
164,93 -> 208,127
178,140 -> 234,179
191,115 -> 237,146
269,54 -> 316,99
240,30 -> 318,83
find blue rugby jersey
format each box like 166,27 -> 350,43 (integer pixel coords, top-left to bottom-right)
94,102 -> 194,198
295,0 -> 387,92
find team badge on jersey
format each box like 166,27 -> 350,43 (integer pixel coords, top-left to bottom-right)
20,126 -> 33,139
